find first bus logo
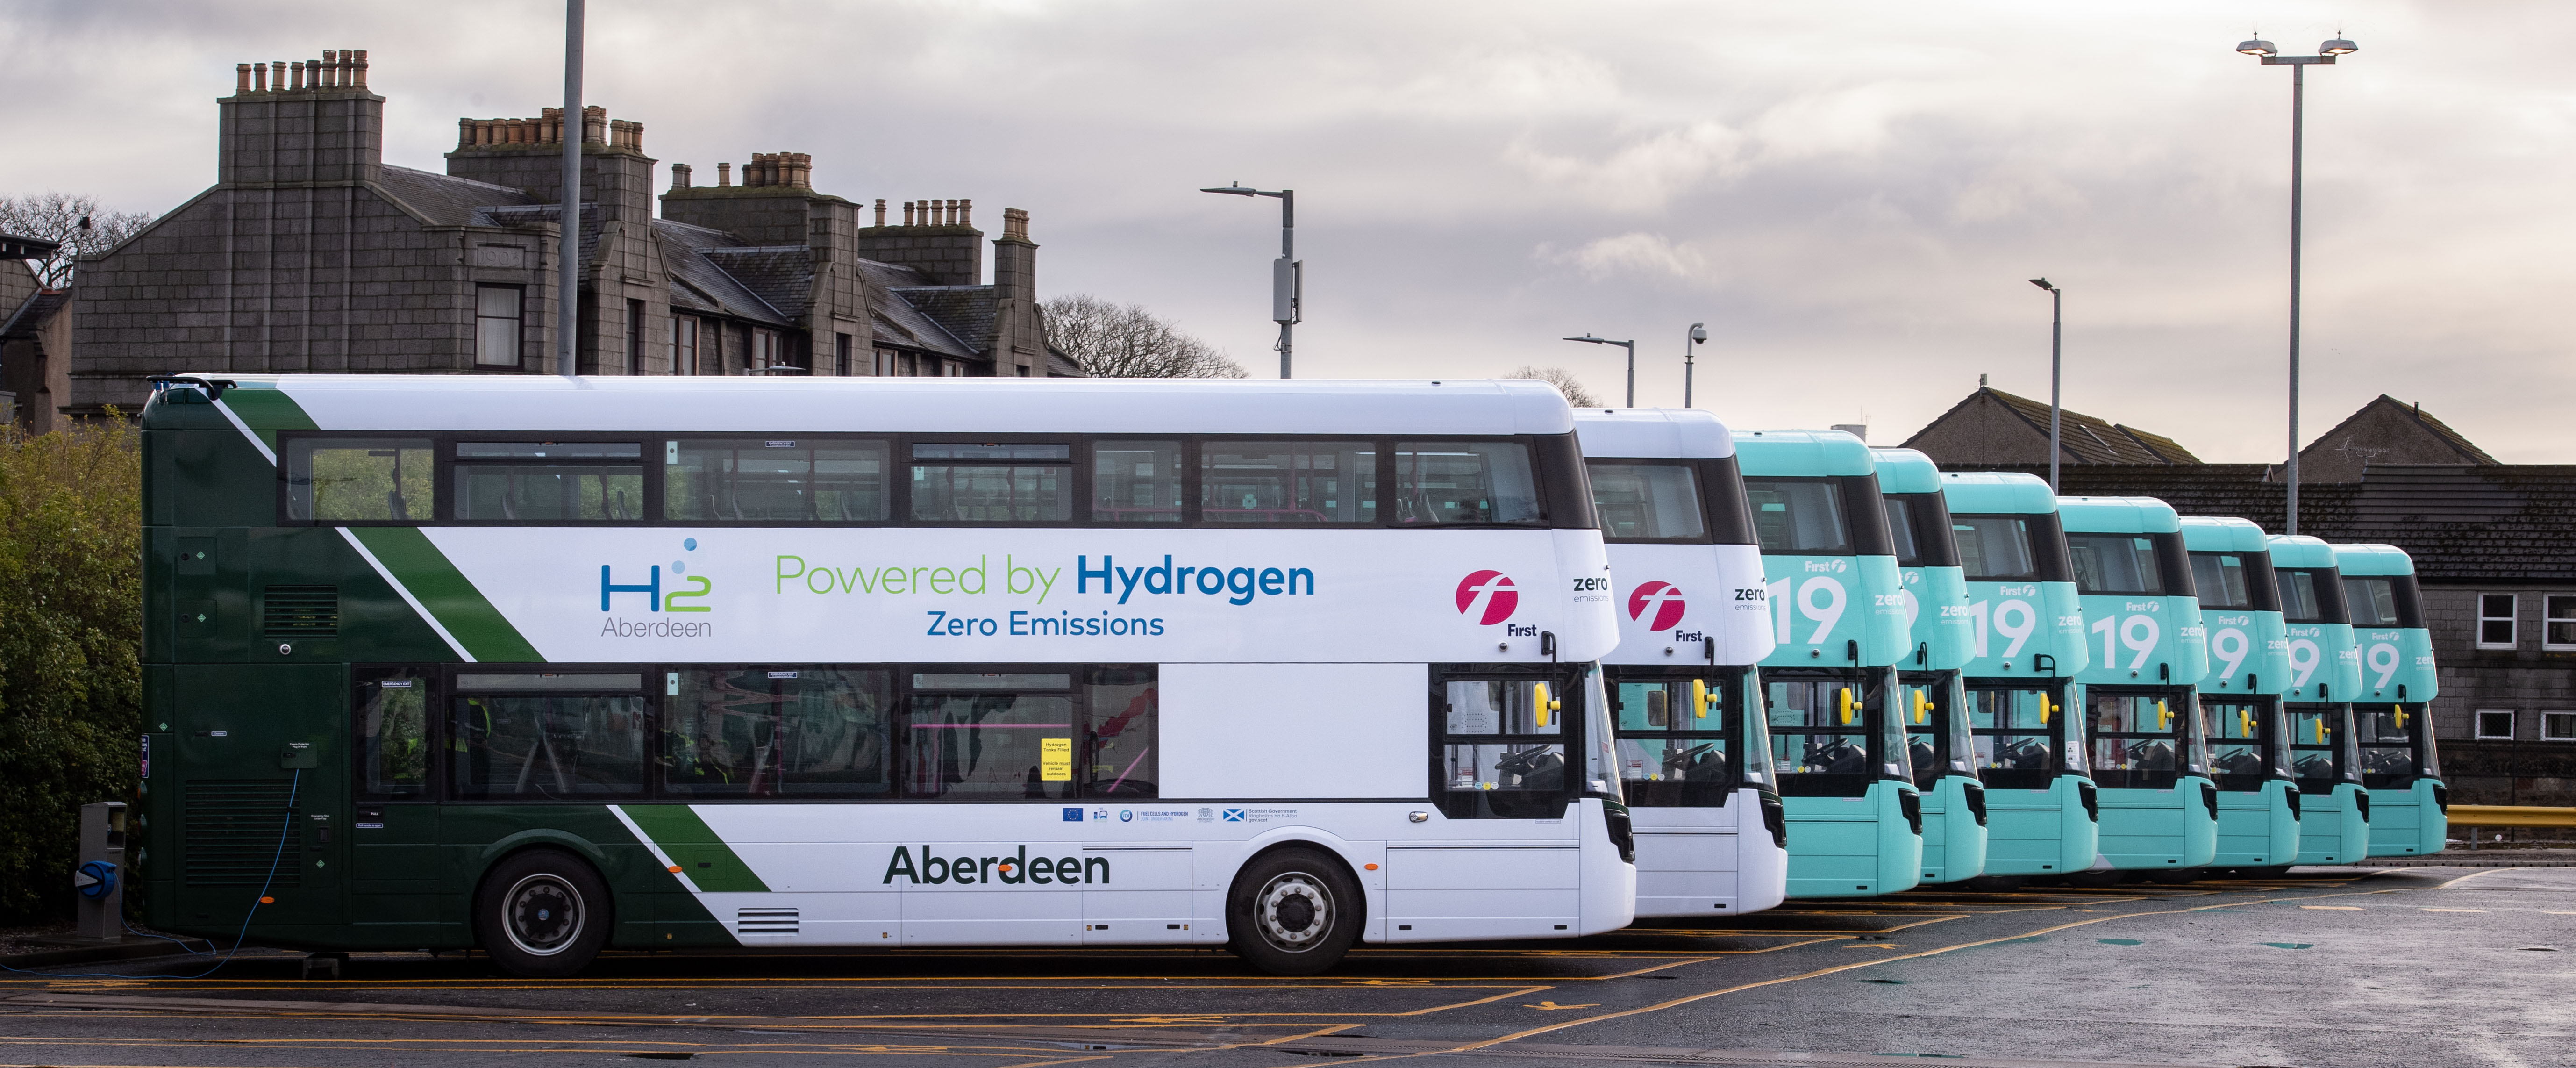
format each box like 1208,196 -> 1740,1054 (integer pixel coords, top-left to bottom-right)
1628,581 -> 1686,630
1455,570 -> 1519,625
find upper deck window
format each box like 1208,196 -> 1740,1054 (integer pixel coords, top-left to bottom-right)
2192,552 -> 2251,608
1203,440 -> 1377,524
1394,442 -> 1542,525
454,442 -> 644,522
666,439 -> 888,523
1881,492 -> 1959,569
2344,577 -> 2401,628
1092,441 -> 1184,523
911,442 -> 1072,523
285,437 -> 434,522
2276,567 -> 2346,624
1588,461 -> 1704,541
1952,516 -> 2037,581
1744,479 -> 1851,555
2068,534 -> 2162,595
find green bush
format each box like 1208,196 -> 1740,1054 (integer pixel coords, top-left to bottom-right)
0,418 -> 140,922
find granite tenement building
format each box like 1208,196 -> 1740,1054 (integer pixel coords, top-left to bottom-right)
69,48 -> 1074,416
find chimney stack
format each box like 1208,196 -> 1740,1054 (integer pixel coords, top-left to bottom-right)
583,104 -> 607,145
874,199 -> 887,227
717,162 -> 732,187
221,46 -> 384,185
671,163 -> 692,190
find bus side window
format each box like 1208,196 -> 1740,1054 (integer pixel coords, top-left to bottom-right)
1091,442 -> 1184,523
1085,667 -> 1159,796
285,437 -> 434,523
663,668 -> 894,798
449,672 -> 649,799
1437,676 -> 1569,819
665,439 -> 889,523
454,442 -> 645,522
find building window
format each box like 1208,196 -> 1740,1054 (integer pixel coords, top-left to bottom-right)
945,360 -> 966,377
2478,594 -> 2517,649
475,285 -> 524,367
2546,595 -> 2576,650
2475,710 -> 2516,740
873,349 -> 895,376
897,353 -> 918,377
626,300 -> 646,375
835,333 -> 852,376
671,315 -> 699,375
752,329 -> 779,371
2546,712 -> 2576,742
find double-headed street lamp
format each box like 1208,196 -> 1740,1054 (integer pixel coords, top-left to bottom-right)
2029,278 -> 2062,492
1199,183 -> 1299,379
1563,334 -> 1636,407
2238,34 -> 2356,536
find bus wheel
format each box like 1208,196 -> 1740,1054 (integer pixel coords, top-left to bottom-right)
475,849 -> 610,978
1227,847 -> 1360,976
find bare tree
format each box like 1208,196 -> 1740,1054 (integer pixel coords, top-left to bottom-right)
0,193 -> 154,288
1042,294 -> 1248,379
1508,366 -> 1601,408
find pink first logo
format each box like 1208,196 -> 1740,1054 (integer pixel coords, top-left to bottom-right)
1455,570 -> 1520,625
1628,581 -> 1686,631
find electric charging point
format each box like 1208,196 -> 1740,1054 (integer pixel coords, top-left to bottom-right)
75,801 -> 128,941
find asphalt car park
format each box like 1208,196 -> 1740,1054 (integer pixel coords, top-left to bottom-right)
4,866 -> 2569,1068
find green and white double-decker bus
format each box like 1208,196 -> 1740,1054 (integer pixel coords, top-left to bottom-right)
133,374 -> 1636,977
2333,544 -> 2447,857
1870,449 -> 1985,886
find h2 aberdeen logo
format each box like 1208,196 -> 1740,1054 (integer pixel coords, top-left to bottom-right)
599,538 -> 717,638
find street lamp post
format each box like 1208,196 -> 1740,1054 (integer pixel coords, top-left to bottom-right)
559,0 -> 584,378
2239,34 -> 2356,536
1563,334 -> 1637,407
1684,322 -> 1707,408
1199,183 -> 1299,378
2029,278 -> 2062,492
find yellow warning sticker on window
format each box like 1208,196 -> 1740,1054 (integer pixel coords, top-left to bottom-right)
1041,738 -> 1073,781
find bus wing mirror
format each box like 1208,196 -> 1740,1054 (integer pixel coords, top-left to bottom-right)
1912,689 -> 1930,725
2392,704 -> 2407,728
2156,701 -> 2170,730
1691,679 -> 1711,720
1838,688 -> 1856,725
2039,699 -> 2052,727
1533,682 -> 1559,727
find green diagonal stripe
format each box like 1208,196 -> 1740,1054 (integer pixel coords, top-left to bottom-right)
348,526 -> 543,662
217,387 -> 317,456
619,805 -> 771,893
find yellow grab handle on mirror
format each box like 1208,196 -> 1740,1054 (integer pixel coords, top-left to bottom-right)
1691,679 -> 1711,719
1838,688 -> 1856,725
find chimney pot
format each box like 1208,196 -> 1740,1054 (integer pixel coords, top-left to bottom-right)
289,60 -> 305,92
1002,207 -> 1029,242
960,199 -> 972,227
671,163 -> 692,190
352,49 -> 368,89
236,63 -> 252,95
903,201 -> 914,226
321,51 -> 335,88
457,117 -> 473,150
948,199 -> 961,226
254,62 -> 267,92
717,162 -> 732,187
874,199 -> 888,227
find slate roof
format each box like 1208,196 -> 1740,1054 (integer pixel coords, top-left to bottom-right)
1974,462 -> 2576,584
652,220 -> 794,327
892,286 -> 997,351
0,289 -> 68,340
700,246 -> 813,323
2307,394 -> 2498,466
375,165 -> 537,225
1979,387 -> 2198,464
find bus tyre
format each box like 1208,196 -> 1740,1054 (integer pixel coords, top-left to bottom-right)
1227,847 -> 1360,976
475,849 -> 610,978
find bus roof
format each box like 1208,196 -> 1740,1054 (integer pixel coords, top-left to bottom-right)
1939,471 -> 2054,514
2055,496 -> 2182,535
2333,543 -> 2418,578
1732,430 -> 1871,477
2179,516 -> 2269,552
2265,534 -> 2340,570
152,374 -> 1579,437
1866,448 -> 1942,494
1570,408 -> 1737,459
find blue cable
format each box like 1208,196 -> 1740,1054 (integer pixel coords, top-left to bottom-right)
2,770 -> 300,981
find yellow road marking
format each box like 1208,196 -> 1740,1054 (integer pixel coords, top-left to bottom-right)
1522,1001 -> 1598,1010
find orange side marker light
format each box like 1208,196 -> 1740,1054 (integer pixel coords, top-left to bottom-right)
668,865 -> 684,873
1364,863 -> 1379,871
258,896 -> 275,904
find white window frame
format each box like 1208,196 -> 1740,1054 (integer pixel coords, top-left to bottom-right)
2477,593 -> 2518,650
2546,595 -> 2576,652
2474,709 -> 2516,740
473,284 -> 524,368
2544,712 -> 2576,742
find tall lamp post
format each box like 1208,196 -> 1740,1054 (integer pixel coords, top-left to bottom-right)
559,0 -> 583,378
1199,183 -> 1299,378
1683,322 -> 1707,408
2238,34 -> 2356,536
2029,278 -> 2062,492
1563,334 -> 1637,407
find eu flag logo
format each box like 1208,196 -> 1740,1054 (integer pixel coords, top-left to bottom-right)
1062,807 -> 1084,822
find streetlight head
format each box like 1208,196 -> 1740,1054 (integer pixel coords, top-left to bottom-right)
2028,278 -> 2054,292
1563,335 -> 1603,345
1689,323 -> 1708,343
1199,184 -> 1256,197
2236,38 -> 2276,57
2319,38 -> 2357,56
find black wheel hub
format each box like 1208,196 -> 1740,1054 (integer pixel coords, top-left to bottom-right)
504,874 -> 583,956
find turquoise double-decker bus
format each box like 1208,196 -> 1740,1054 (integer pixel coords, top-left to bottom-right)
2181,517 -> 2299,868
2334,544 -> 2448,857
1737,432 -> 1920,898
1938,473 -> 2096,884
1870,449 -> 1984,885
2056,498 -> 2216,881
2269,536 -> 2370,866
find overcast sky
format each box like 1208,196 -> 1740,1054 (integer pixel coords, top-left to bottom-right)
5,1 -> 2567,460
